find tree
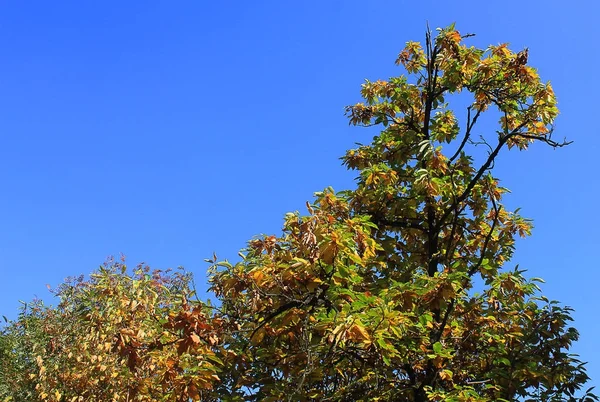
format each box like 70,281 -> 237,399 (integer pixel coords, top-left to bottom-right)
0,25 -> 596,402
209,25 -> 596,401
1,259 -> 223,402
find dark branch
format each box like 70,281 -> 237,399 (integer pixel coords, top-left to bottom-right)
450,106 -> 482,163
438,120 -> 530,227
435,298 -> 456,343
468,197 -> 501,277
514,131 -> 572,148
375,217 -> 426,231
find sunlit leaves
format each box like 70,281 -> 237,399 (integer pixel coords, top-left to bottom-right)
0,260 -> 223,401
0,25 -> 594,402
396,41 -> 426,73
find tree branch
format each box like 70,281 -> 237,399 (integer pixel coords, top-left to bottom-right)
438,120 -> 530,227
514,131 -> 572,148
468,197 -> 501,277
449,106 -> 482,163
375,217 -> 426,231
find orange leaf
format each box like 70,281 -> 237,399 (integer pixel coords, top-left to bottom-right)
190,332 -> 201,344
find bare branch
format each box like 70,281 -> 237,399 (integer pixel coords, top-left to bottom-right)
466,379 -> 492,385
514,131 -> 572,148
450,106 -> 482,163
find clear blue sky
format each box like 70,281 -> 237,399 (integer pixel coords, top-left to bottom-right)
1,0 -> 597,388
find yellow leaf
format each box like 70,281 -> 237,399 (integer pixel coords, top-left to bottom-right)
306,278 -> 323,292
349,323 -> 371,343
250,270 -> 265,284
439,369 -> 453,381
252,328 -> 266,345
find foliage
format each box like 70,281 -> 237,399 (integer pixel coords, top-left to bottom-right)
209,24 -> 596,401
0,25 -> 596,401
1,258 -> 222,402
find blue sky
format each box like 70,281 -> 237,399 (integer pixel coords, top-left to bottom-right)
0,0 -> 597,389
